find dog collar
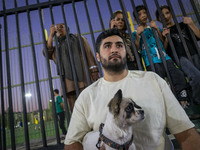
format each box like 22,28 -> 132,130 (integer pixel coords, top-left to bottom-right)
96,123 -> 134,150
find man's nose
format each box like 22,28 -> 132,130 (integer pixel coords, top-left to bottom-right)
110,45 -> 118,53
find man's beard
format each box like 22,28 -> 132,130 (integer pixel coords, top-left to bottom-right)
100,55 -> 127,73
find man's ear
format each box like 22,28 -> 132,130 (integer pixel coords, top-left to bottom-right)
96,53 -> 100,62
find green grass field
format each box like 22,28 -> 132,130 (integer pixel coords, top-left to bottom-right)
4,120 -> 68,148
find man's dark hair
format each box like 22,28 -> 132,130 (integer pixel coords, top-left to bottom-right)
155,5 -> 170,21
95,28 -> 126,53
133,5 -> 147,19
109,10 -> 127,31
53,89 -> 59,94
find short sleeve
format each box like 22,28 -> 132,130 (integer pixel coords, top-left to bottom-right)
155,74 -> 194,134
64,93 -> 91,145
57,96 -> 63,104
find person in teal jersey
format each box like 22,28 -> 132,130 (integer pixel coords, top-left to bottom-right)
54,89 -> 67,139
132,5 -> 189,107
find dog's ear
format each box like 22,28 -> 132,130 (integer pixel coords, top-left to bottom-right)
108,89 -> 122,117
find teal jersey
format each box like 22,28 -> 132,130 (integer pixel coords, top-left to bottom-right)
55,96 -> 64,113
132,26 -> 171,67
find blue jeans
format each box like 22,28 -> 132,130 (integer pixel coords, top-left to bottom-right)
180,56 -> 200,103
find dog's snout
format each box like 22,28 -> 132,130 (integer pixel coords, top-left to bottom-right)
139,110 -> 144,115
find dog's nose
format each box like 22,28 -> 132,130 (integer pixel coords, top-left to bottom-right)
139,110 -> 144,115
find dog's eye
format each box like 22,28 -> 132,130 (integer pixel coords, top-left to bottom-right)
125,103 -> 133,113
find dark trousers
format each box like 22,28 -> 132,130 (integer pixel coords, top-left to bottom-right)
57,111 -> 67,135
147,59 -> 188,98
180,56 -> 200,103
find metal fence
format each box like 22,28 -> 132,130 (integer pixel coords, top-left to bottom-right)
0,0 -> 199,149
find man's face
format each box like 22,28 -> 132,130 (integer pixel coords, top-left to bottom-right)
55,23 -> 66,38
138,9 -> 147,24
161,8 -> 172,26
113,13 -> 125,30
96,35 -> 127,72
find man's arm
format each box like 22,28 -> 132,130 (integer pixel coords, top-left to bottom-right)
42,24 -> 56,59
174,128 -> 200,150
60,102 -> 65,111
64,142 -> 83,150
80,35 -> 99,82
47,25 -> 56,49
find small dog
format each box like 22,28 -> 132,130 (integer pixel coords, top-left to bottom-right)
83,89 -> 145,150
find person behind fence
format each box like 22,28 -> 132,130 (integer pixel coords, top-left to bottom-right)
155,5 -> 200,104
109,10 -> 138,70
132,5 -> 189,108
43,23 -> 99,112
53,89 -> 67,139
64,28 -> 200,150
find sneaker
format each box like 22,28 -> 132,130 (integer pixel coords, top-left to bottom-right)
177,90 -> 188,101
61,134 -> 66,140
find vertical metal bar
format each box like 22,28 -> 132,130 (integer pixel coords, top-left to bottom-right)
38,3 -> 60,144
190,0 -> 200,25
0,24 -> 6,150
0,119 -> 1,150
119,0 -> 143,70
72,0 -> 91,85
106,0 -> 113,16
14,0 -> 30,149
2,0 -> 16,149
49,4 -> 71,124
83,0 -> 103,76
130,0 -> 155,72
154,0 -> 180,67
166,0 -> 193,63
95,0 -> 105,31
178,0 -> 200,56
25,0 -> 47,147
142,0 -> 176,94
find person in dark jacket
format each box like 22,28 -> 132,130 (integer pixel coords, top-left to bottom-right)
43,23 -> 99,112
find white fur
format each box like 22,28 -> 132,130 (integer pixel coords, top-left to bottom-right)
83,90 -> 144,150
83,111 -> 137,150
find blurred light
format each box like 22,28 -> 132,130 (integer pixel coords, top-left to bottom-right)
25,93 -> 32,97
49,99 -> 52,102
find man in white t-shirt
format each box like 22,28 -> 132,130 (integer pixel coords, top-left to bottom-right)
64,28 -> 200,150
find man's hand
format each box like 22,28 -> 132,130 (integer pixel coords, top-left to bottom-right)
49,24 -> 57,37
91,72 -> 99,82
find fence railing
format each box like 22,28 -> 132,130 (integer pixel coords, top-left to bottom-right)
0,0 -> 199,149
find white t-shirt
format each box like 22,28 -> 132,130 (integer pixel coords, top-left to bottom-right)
65,70 -> 194,150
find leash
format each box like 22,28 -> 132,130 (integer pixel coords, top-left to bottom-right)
96,123 -> 134,150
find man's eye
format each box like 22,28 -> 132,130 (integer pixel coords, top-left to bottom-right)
104,45 -> 111,48
116,44 -> 123,48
